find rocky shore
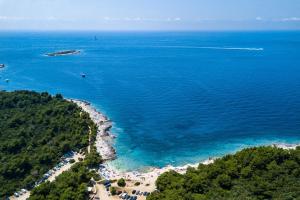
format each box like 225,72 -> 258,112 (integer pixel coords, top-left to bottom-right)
273,142 -> 300,150
70,98 -> 300,195
70,99 -> 117,160
70,99 -> 214,181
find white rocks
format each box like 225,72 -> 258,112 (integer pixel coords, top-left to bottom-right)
273,143 -> 299,150
70,99 -> 117,160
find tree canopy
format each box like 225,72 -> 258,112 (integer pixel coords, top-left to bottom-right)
29,163 -> 95,200
148,146 -> 300,200
117,178 -> 126,187
0,90 -> 93,198
28,126 -> 102,199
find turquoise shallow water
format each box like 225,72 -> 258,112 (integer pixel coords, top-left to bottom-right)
1,31 -> 300,171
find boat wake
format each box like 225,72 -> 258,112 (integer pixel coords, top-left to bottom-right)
150,45 -> 264,51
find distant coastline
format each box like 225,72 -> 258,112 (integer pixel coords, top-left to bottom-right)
45,50 -> 80,57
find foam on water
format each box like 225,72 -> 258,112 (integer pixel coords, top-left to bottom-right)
146,45 -> 264,51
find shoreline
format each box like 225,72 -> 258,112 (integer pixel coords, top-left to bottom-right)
70,99 -> 117,160
272,142 -> 300,150
72,99 -> 300,185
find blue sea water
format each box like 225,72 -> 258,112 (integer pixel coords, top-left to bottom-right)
1,31 -> 300,171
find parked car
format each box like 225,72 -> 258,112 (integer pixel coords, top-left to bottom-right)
21,189 -> 27,193
14,192 -> 19,197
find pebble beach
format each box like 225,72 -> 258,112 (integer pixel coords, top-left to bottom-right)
72,98 -> 300,192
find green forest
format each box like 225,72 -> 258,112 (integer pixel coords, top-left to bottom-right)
29,162 -> 97,200
147,146 -> 300,200
0,90 -> 93,198
28,118 -> 102,200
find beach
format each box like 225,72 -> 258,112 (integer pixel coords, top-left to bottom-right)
72,99 -> 300,199
70,99 -> 217,197
71,99 -> 116,160
7,98 -> 300,200
12,98 -> 299,200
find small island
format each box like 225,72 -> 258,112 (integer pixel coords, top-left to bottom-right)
0,64 -> 5,68
45,50 -> 80,57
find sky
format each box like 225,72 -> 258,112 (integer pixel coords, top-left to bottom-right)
0,0 -> 300,31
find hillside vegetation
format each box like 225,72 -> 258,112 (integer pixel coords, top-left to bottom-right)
28,120 -> 102,200
0,90 -> 93,198
148,146 -> 300,200
29,162 -> 95,200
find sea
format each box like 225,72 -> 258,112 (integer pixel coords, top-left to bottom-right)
1,31 -> 300,171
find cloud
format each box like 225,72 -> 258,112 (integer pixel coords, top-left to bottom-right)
103,16 -> 112,21
103,17 -> 140,21
281,17 -> 300,22
0,15 -> 60,21
46,16 -> 58,21
103,17 -> 182,22
166,17 -> 182,22
255,17 -> 263,21
0,16 -> 27,20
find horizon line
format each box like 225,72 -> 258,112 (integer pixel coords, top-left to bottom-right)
1,29 -> 300,32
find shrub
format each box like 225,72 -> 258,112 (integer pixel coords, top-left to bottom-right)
110,187 -> 117,195
117,178 -> 126,187
92,173 -> 101,181
134,182 -> 141,186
